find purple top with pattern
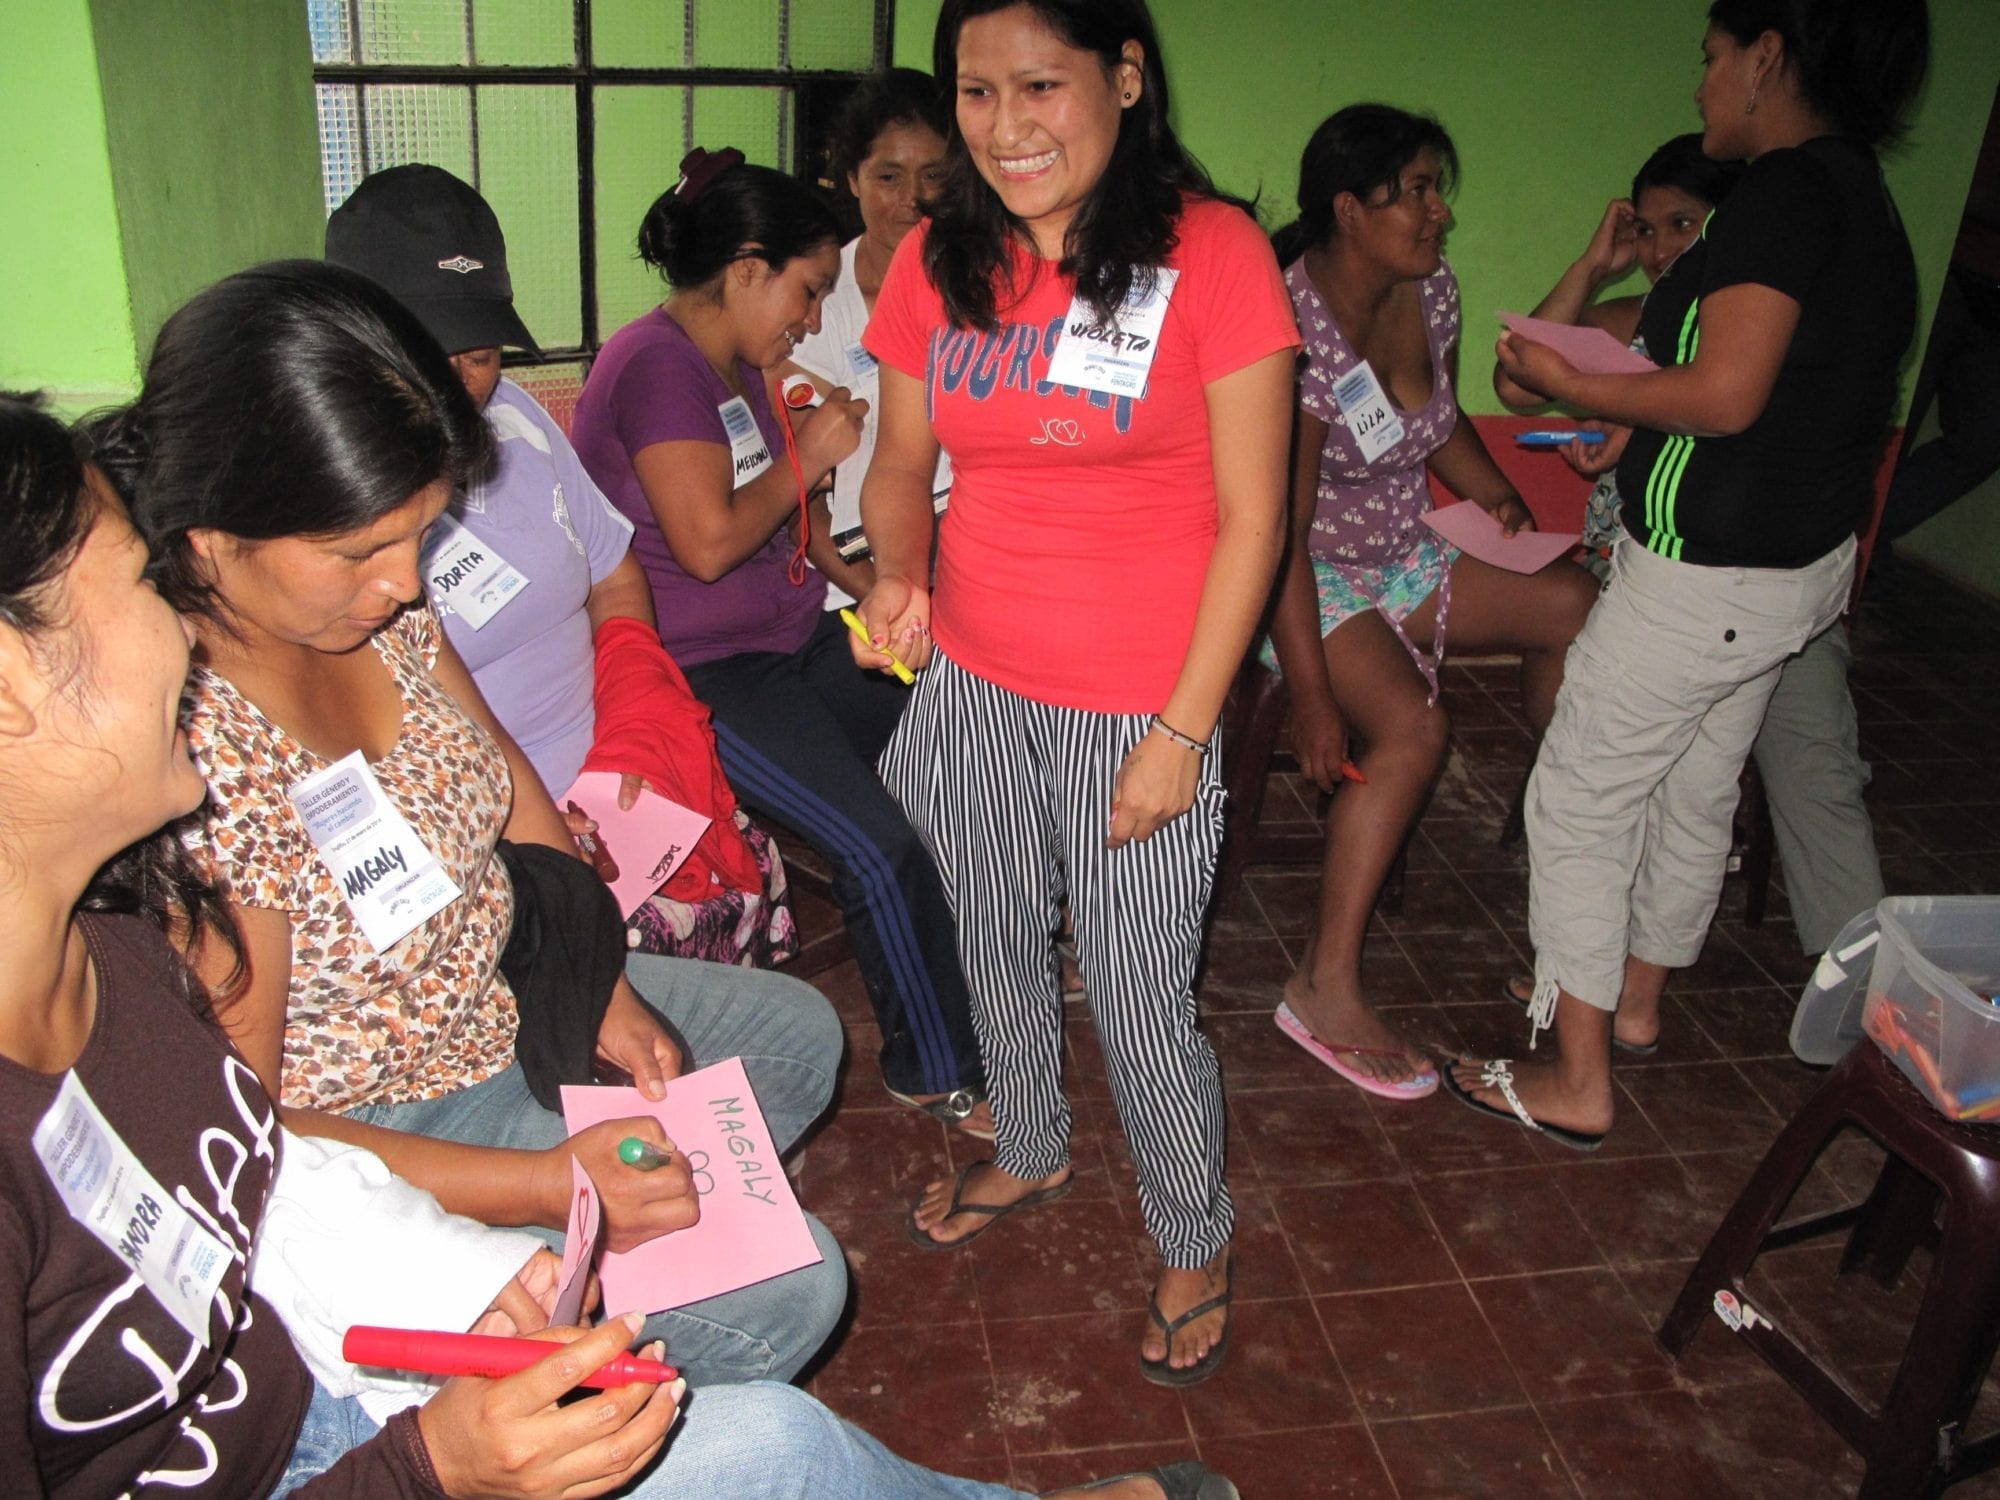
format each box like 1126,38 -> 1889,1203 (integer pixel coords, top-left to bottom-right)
571,309 -> 826,666
1288,257 -> 1461,569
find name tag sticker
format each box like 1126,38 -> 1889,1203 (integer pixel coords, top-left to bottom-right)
718,397 -> 773,490
422,514 -> 530,630
34,1074 -> 230,1345
289,751 -> 462,951
843,341 -> 878,378
1045,267 -> 1179,400
1332,360 -> 1406,464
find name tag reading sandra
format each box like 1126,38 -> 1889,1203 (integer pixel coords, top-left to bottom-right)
1332,360 -> 1406,465
1045,268 -> 1179,400
34,1073 -> 231,1344
718,396 -> 773,490
289,751 -> 463,952
422,513 -> 530,630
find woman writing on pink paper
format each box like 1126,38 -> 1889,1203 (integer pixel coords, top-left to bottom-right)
1262,104 -> 1596,1101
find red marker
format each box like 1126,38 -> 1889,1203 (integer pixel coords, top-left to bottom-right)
343,1326 -> 679,1389
1339,761 -> 1368,785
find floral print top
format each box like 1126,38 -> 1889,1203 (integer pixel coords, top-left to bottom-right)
182,605 -> 519,1112
1287,256 -> 1462,569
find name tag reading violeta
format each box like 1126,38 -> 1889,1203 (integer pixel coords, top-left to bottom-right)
289,750 -> 464,952
1045,267 -> 1179,400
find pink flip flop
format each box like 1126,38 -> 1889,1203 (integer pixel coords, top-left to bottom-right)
1274,1001 -> 1439,1100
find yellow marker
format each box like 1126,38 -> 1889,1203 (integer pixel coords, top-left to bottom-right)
838,607 -> 916,685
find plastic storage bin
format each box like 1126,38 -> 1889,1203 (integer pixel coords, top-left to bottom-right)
1861,895 -> 2000,1121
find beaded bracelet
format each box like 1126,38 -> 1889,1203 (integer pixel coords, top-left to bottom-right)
1151,715 -> 1208,754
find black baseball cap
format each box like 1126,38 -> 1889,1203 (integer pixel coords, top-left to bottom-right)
325,164 -> 540,357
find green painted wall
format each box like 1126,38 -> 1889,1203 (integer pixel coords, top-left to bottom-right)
90,0 -> 325,366
0,0 -> 139,406
897,0 -> 1997,418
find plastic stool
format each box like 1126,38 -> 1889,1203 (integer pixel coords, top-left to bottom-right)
1658,1041 -> 2000,1496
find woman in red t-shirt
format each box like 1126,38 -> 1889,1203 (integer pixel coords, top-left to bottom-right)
854,0 -> 1298,1386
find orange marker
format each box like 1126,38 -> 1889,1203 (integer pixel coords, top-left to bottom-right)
1339,761 -> 1367,785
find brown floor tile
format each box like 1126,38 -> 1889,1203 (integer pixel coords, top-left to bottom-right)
1471,1267 -> 1678,1400
1616,1062 -> 1782,1157
1538,1389 -> 1738,1499
1207,1187 -> 1310,1304
796,1102 -> 957,1217
806,955 -> 878,1025
1615,1258 -> 1783,1393
819,1205 -> 982,1334
809,1320 -> 1006,1467
1371,1085 -> 1546,1177
967,1196 -> 1151,1323
1693,1378 -> 1868,1498
1374,870 -> 1498,936
1373,1405 -> 1577,1498
1242,869 -> 1332,939
1278,1179 -> 1458,1295
1317,1281 -> 1531,1419
1179,1295 -> 1358,1439
1196,933 -> 1297,1013
1399,926 -> 1522,1004
1195,1426 -> 1398,1498
1717,917 -> 1819,990
1455,868 -> 1532,930
983,1310 -> 1192,1451
1006,1441 -> 1199,1492
1204,1011 -> 1337,1091
1230,1087 -> 1405,1187
1556,1154 -> 1746,1266
1733,1055 -> 1832,1118
1681,987 -> 1804,1060
1415,1166 -> 1603,1279
1672,927 -> 1777,991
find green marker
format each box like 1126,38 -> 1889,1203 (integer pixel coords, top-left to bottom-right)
618,1137 -> 673,1171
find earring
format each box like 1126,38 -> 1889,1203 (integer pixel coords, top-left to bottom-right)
1123,91 -> 1133,102
1745,82 -> 1759,116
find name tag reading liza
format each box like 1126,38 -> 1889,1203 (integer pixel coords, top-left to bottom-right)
1332,360 -> 1406,464
718,396 -> 773,490
422,514 -> 530,630
34,1073 -> 231,1345
1045,267 -> 1179,400
289,751 -> 463,952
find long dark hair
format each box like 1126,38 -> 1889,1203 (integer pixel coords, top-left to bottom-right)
1707,0 -> 1930,148
0,391 -> 239,986
1271,104 -> 1459,268
88,260 -> 492,622
924,0 -> 1240,332
637,151 -> 843,289
1632,132 -> 1746,208
829,67 -> 950,186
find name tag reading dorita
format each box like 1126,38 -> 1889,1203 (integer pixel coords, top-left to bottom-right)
718,396 -> 773,490
1045,267 -> 1179,400
289,751 -> 463,952
1332,359 -> 1406,465
34,1073 -> 231,1344
422,513 -> 530,630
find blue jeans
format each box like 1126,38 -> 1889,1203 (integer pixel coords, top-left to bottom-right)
345,953 -> 847,1386
275,1380 -> 1029,1498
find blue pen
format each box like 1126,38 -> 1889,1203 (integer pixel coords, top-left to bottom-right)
1515,430 -> 1608,448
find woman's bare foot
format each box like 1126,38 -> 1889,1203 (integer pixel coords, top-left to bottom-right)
1044,1481 -> 1167,1499
1283,972 -> 1429,1085
1140,1246 -> 1232,1374
909,1160 -> 1070,1246
897,1090 -> 997,1138
1504,969 -> 1662,1051
1448,1054 -> 1615,1136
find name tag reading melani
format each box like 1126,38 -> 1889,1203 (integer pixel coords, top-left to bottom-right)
718,396 -> 773,490
1332,360 -> 1406,464
289,751 -> 463,952
1045,267 -> 1179,400
422,514 -> 530,630
34,1073 -> 231,1345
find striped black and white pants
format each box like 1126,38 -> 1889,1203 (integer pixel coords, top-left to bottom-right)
881,649 -> 1233,1267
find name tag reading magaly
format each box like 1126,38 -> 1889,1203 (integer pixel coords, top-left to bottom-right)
1045,268 -> 1179,400
1332,360 -> 1406,465
34,1073 -> 231,1345
289,751 -> 462,952
422,514 -> 530,630
718,396 -> 773,490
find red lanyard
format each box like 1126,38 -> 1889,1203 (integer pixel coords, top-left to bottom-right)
776,385 -> 813,586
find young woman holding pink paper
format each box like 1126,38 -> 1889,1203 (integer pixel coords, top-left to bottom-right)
1262,104 -> 1596,1101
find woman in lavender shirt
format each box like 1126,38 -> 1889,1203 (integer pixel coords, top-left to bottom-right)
1264,105 -> 1596,1100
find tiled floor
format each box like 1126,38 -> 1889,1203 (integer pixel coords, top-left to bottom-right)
783,566 -> 2000,1498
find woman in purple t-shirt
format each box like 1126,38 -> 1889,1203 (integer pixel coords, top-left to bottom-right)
571,149 -> 995,1141
1263,106 -> 1597,1102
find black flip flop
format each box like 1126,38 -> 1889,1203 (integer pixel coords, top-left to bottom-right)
1139,1252 -> 1234,1387
1080,1462 -> 1240,1499
905,1161 -> 1074,1252
1439,1058 -> 1605,1153
1501,976 -> 1659,1056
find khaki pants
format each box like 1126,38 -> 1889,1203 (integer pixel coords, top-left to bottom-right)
1526,536 -> 1856,1012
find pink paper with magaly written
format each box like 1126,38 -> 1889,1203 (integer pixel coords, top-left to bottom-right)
559,1058 -> 822,1314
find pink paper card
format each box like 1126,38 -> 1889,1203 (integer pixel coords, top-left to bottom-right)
556,770 -> 713,919
1497,312 -> 1656,375
550,1157 -> 603,1328
560,1058 -> 823,1315
1423,501 -> 1581,575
